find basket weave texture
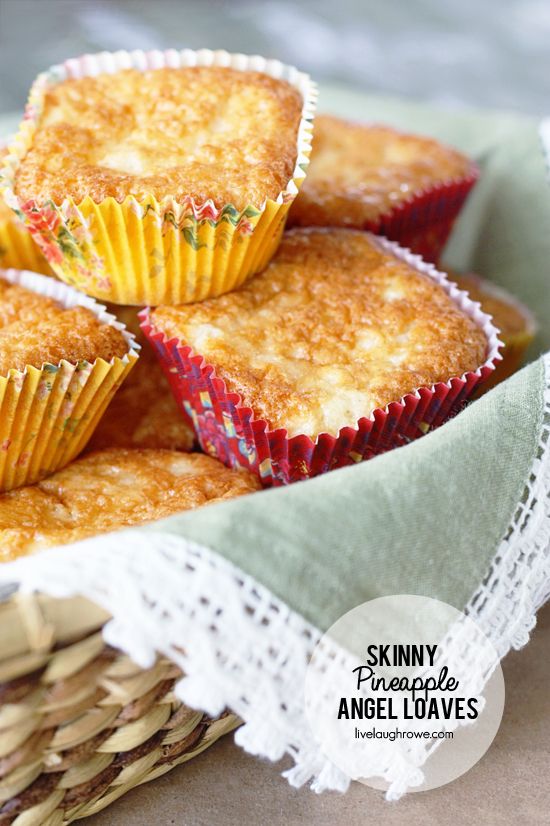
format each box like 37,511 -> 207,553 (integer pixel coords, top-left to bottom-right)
0,593 -> 238,824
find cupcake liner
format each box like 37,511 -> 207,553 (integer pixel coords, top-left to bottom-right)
0,211 -> 54,276
0,143 -> 53,276
0,268 -> 139,491
0,49 -> 317,306
370,170 -> 479,264
140,237 -> 502,487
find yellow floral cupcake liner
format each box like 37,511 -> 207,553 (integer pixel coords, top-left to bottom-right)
0,269 -> 139,491
0,49 -> 317,306
0,200 -> 53,276
0,142 -> 52,275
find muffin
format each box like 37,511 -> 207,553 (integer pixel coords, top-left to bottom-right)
0,269 -> 138,491
87,346 -> 195,452
287,115 -> 478,263
0,448 -> 260,560
144,228 -> 500,485
448,271 -> 536,390
86,305 -> 194,451
2,49 -> 316,305
0,279 -> 128,372
0,147 -> 52,274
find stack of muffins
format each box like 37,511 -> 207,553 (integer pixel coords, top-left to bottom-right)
0,48 -> 536,560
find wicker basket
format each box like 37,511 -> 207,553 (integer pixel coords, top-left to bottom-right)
0,592 -> 239,824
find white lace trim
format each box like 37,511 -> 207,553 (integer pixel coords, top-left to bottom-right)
0,354 -> 549,798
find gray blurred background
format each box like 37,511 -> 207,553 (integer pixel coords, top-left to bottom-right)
0,0 -> 549,117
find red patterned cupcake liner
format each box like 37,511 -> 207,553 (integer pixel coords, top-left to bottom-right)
368,168 -> 479,263
140,238 -> 502,487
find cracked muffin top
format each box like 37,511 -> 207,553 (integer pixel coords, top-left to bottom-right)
288,115 -> 473,228
0,277 -> 128,375
151,228 -> 488,440
0,448 -> 260,560
14,67 -> 304,210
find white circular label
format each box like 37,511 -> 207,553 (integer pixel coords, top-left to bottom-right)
304,594 -> 504,793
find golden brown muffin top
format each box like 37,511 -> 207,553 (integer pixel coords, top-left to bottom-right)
14,67 -> 303,210
0,278 -> 128,374
288,115 -> 473,228
87,344 -> 195,452
152,228 -> 488,440
450,272 -> 535,340
0,448 -> 260,560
